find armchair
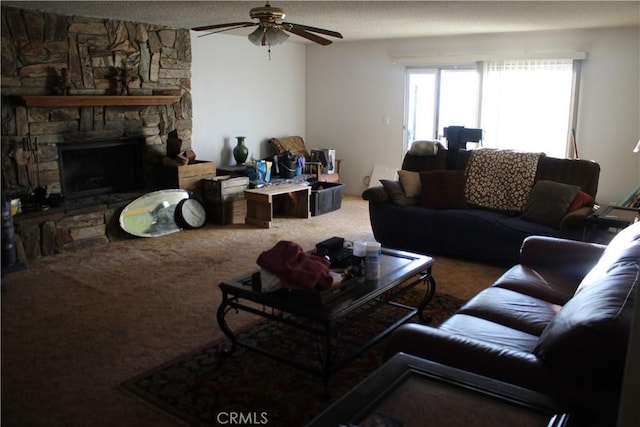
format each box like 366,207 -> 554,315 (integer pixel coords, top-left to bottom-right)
269,136 -> 341,183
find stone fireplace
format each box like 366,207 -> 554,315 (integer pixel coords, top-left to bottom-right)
0,6 -> 193,259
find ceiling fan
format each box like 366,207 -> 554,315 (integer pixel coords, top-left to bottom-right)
191,2 -> 343,48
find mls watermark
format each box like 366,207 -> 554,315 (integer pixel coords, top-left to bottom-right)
216,411 -> 269,425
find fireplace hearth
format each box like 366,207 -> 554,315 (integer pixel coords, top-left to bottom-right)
57,138 -> 146,199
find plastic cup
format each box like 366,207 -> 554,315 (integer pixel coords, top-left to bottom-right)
352,241 -> 366,283
365,241 -> 381,280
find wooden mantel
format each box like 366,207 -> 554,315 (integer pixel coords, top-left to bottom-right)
18,95 -> 181,107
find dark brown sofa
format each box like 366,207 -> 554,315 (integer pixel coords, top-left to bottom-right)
363,146 -> 601,265
384,221 -> 640,425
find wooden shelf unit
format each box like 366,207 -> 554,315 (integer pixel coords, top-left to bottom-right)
18,95 -> 181,107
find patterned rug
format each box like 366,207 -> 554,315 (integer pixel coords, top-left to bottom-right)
121,289 -> 464,427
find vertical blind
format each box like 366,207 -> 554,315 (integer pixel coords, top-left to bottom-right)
480,59 -> 575,158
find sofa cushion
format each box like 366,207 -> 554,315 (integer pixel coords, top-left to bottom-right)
492,265 -> 579,305
458,287 -> 560,336
379,179 -> 420,206
489,217 -> 564,263
433,209 -> 507,259
369,204 -> 439,256
521,180 -> 580,228
534,257 -> 638,383
419,170 -> 467,209
397,170 -> 422,197
496,216 -> 560,237
440,314 -> 541,353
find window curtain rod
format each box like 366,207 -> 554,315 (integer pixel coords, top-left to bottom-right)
391,51 -> 587,65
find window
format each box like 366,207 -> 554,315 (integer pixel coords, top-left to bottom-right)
481,59 -> 575,158
406,69 -> 437,143
404,59 -> 579,158
405,67 -> 479,148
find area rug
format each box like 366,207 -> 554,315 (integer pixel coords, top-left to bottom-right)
122,289 -> 464,427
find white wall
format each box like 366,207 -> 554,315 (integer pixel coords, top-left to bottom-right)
191,34 -> 306,168
306,27 -> 640,201
576,27 -> 640,204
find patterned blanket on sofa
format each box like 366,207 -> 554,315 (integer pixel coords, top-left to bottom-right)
465,149 -> 543,212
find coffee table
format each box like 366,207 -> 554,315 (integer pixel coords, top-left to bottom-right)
216,247 -> 435,393
244,183 -> 311,228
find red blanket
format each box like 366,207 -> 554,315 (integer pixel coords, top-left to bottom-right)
256,241 -> 333,291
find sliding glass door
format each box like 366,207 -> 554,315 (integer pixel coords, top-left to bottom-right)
405,67 -> 480,150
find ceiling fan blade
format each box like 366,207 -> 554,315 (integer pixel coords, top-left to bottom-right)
285,26 -> 333,46
284,22 -> 343,39
192,22 -> 256,32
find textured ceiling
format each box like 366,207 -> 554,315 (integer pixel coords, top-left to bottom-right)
3,1 -> 639,42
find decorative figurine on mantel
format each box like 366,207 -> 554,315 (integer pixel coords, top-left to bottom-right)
58,68 -> 72,96
113,67 -> 136,95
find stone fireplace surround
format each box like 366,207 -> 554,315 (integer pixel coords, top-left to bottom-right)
1,6 -> 193,259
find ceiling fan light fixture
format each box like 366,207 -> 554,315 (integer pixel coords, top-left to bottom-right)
248,26 -> 289,47
194,2 -> 342,53
248,27 -> 263,45
267,28 -> 289,46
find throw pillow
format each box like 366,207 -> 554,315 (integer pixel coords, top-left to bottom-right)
521,180 -> 580,228
397,170 -> 422,198
379,179 -> 420,206
567,190 -> 595,213
419,170 -> 467,209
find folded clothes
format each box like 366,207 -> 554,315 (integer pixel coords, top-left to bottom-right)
256,240 -> 333,291
259,268 -> 281,293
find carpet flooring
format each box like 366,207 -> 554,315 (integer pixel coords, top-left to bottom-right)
1,195 -> 505,426
122,290 -> 464,427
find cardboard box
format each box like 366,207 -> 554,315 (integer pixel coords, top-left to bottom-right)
310,182 -> 344,216
156,160 -> 215,194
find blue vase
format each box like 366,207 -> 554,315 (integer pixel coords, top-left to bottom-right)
233,136 -> 248,165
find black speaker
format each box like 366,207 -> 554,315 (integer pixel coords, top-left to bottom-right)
444,126 -> 483,169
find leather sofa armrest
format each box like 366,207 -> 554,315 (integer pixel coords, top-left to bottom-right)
383,324 -> 558,392
519,236 -> 605,282
362,185 -> 389,203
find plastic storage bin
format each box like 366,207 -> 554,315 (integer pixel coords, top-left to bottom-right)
310,182 -> 344,216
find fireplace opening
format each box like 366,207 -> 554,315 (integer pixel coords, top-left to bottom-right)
58,138 -> 146,199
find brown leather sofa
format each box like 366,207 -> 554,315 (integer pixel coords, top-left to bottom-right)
384,221 -> 640,425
